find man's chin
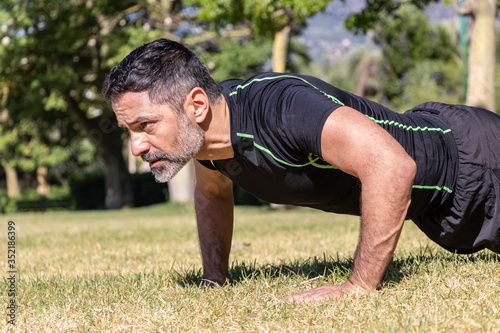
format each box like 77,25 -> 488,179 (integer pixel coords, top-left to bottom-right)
151,168 -> 175,183
150,163 -> 188,183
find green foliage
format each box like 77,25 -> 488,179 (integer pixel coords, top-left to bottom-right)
0,171 -> 169,212
67,172 -> 107,210
400,60 -> 463,108
339,1 -> 467,109
370,6 -> 459,109
105,25 -> 165,67
345,0 -> 440,34
197,37 -> 272,82
0,195 -> 16,214
130,173 -> 169,207
0,0 -> 163,121
185,0 -> 325,75
1,0 -> 310,201
286,39 -> 312,73
0,0 -> 170,206
65,170 -> 260,209
299,44 -> 380,93
187,0 -> 331,36
0,186 -> 72,213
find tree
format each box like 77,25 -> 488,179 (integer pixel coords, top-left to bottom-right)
0,0 -> 183,208
186,0 -> 331,72
194,37 -> 273,82
456,0 -> 496,111
346,0 -> 498,112
370,5 -> 458,109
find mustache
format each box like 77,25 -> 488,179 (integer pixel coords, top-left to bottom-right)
141,150 -> 188,164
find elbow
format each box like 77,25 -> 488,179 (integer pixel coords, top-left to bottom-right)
398,156 -> 417,192
404,156 -> 417,182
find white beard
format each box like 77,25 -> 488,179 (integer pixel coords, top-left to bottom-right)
142,112 -> 204,183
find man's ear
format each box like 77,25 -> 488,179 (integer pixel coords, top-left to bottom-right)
184,87 -> 209,124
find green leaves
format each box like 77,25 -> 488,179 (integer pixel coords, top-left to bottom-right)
0,0 -> 154,173
361,4 -> 460,108
345,0 -> 440,34
200,37 -> 272,82
187,0 -> 331,36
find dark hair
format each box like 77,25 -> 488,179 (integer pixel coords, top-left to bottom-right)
102,39 -> 221,112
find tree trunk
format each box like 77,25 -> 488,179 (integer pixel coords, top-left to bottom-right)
36,166 -> 50,196
93,126 -> 134,209
272,25 -> 292,72
100,144 -> 134,209
464,0 -> 496,111
3,164 -> 20,198
167,160 -> 195,205
355,57 -> 379,98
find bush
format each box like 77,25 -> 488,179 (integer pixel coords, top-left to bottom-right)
0,186 -> 72,213
67,172 -> 168,210
0,195 -> 17,214
0,172 -> 258,213
130,173 -> 169,207
67,172 -> 106,210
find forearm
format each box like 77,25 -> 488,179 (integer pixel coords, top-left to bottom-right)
347,167 -> 414,291
282,182 -> 412,303
195,189 -> 234,286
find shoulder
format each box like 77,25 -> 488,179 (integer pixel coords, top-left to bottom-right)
225,72 -> 339,95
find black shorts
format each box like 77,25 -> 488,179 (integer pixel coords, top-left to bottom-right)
409,102 -> 500,254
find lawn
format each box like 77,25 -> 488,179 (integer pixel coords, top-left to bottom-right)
1,203 -> 499,332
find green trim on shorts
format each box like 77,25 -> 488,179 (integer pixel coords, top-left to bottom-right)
412,184 -> 453,193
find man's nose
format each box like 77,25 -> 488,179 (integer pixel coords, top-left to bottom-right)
130,132 -> 150,157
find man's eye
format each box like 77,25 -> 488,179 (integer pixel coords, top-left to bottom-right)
141,122 -> 150,129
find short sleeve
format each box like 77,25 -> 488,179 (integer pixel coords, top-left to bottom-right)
196,159 -> 218,171
281,87 -> 344,158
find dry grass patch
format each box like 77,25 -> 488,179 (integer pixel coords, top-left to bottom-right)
1,204 -> 499,331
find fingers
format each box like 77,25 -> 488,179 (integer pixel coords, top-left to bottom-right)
282,283 -> 369,303
282,285 -> 344,303
201,279 -> 226,288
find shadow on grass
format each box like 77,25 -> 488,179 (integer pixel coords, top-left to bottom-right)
382,247 -> 500,288
171,246 -> 500,288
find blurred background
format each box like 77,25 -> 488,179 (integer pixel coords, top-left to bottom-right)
0,0 -> 497,213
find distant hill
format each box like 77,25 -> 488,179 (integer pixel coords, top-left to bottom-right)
299,0 -> 459,64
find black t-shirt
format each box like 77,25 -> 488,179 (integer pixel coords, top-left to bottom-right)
198,73 -> 458,218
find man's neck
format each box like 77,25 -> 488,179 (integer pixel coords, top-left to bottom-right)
195,96 -> 233,161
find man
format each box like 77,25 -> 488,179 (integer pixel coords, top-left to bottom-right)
103,38 -> 500,303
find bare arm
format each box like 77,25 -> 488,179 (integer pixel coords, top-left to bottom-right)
194,160 -> 234,286
284,106 -> 416,302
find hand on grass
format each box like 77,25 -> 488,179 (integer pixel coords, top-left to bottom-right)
282,281 -> 367,303
202,278 -> 226,288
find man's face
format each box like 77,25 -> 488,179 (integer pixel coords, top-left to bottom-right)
113,91 -> 205,182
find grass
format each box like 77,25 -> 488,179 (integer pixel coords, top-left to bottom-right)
1,203 -> 499,332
